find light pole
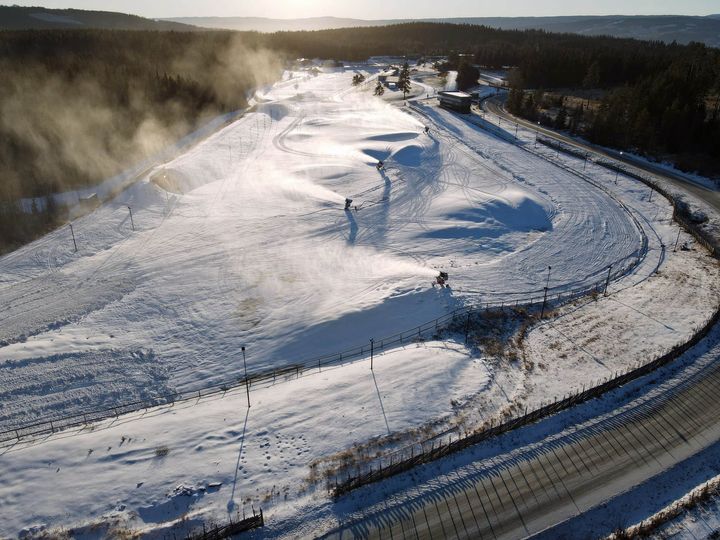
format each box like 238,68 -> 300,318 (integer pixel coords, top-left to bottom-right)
68,222 -> 78,252
540,266 -> 551,319
604,264 -> 612,295
241,346 -> 250,408
535,122 -> 540,147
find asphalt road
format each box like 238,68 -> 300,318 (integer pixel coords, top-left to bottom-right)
325,331 -> 720,540
483,97 -> 720,214
323,96 -> 720,540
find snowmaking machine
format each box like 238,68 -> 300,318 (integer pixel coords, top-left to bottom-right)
434,271 -> 449,288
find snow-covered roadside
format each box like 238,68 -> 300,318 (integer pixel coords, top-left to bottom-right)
524,231 -> 720,408
605,472 -> 720,539
291,320 -> 720,540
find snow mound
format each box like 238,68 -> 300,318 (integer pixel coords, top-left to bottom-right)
366,132 -> 419,142
424,189 -> 552,241
255,102 -> 290,120
475,189 -> 553,232
391,144 -> 423,167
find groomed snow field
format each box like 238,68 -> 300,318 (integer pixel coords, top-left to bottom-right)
0,65 -> 717,538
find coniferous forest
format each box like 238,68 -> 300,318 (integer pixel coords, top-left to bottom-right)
265,23 -> 720,171
1,23 -> 718,251
0,30 -> 275,250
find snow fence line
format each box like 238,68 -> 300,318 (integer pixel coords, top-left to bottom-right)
187,507 -> 264,539
330,106 -> 720,500
330,301 -> 720,499
0,270 -> 638,446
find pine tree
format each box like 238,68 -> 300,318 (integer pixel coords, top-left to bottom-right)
374,81 -> 385,96
456,62 -> 479,91
397,62 -> 411,99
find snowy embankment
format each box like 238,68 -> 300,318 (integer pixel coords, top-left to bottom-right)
0,66 -> 718,537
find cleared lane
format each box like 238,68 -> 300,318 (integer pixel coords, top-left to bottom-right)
325,332 -> 720,539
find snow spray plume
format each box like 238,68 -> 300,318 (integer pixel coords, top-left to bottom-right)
0,32 -> 284,202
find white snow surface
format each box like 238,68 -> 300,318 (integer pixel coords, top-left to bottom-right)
0,68 -> 644,430
2,67 -> 717,538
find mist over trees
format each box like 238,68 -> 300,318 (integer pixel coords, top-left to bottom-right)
0,29 -> 280,251
1,22 -> 718,252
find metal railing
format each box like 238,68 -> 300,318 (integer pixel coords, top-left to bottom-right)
0,267 -> 638,446
331,302 -> 720,498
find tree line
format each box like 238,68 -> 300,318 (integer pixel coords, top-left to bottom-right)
2,23 -> 718,252
263,23 -> 720,173
0,29 -> 276,252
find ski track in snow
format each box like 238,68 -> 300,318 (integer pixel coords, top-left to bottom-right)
1,68 -> 644,432
0,65 -> 716,539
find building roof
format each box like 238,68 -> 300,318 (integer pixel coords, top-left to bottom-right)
439,91 -> 472,98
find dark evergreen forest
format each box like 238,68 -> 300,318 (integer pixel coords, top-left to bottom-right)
265,23 -> 720,169
1,23 -> 718,251
0,30 -> 274,250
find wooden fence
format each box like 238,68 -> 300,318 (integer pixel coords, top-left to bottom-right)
186,508 -> 263,539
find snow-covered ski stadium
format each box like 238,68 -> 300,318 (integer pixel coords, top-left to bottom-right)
1,64 -> 718,538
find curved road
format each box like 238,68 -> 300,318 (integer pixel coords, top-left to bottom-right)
483,96 -> 720,214
326,327 -> 720,540
323,94 -> 720,540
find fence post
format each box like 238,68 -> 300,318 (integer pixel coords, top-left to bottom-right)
370,338 -> 374,370
604,265 -> 612,295
68,222 -> 78,252
464,312 -> 471,344
242,346 -> 251,408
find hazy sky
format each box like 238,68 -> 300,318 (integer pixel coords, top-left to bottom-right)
9,0 -> 720,19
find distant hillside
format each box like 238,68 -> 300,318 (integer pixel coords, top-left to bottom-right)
165,16 -> 367,33
0,5 -> 197,31
166,14 -> 720,48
